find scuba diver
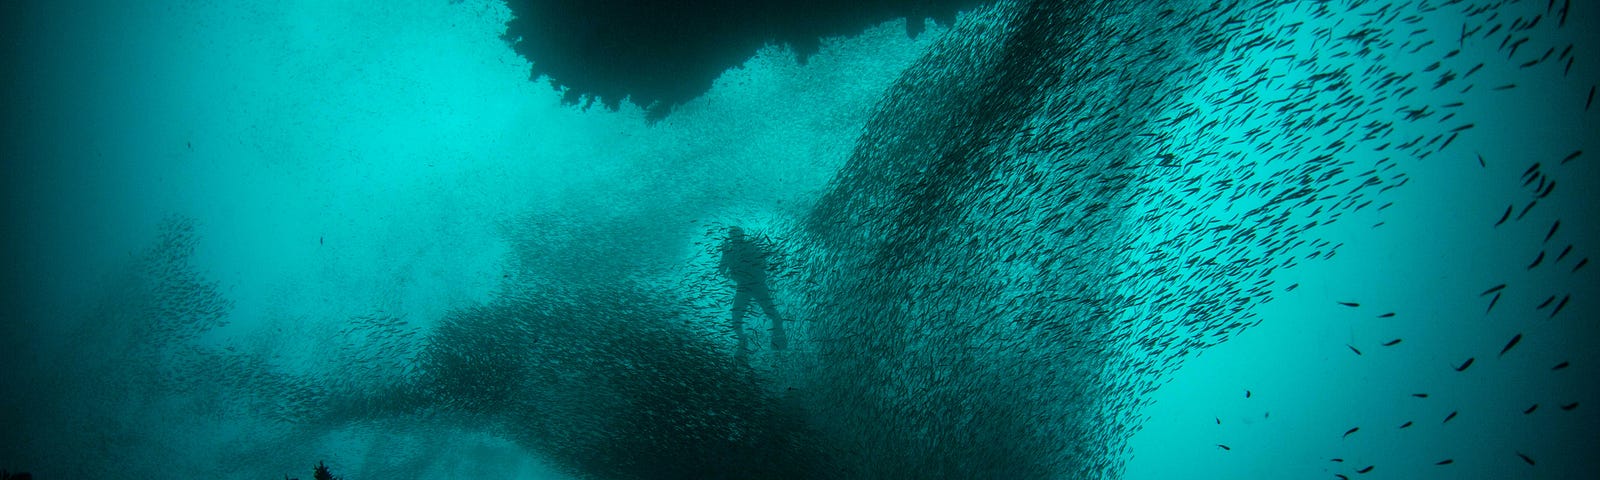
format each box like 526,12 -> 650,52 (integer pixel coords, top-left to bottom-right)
718,226 -> 787,359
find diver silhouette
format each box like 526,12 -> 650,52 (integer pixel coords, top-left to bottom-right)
718,226 -> 787,358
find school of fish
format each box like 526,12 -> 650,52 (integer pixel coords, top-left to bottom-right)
17,0 -> 1590,478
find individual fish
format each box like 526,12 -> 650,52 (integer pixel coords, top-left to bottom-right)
1516,200 -> 1538,220
1335,475 -> 1348,480
1574,258 -> 1588,272
1561,150 -> 1582,164
1516,452 -> 1535,465
1487,292 -> 1502,313
1216,417 -> 1221,424
1348,344 -> 1363,356
1538,295 -> 1555,309
1552,361 -> 1569,370
1537,181 -> 1556,199
1528,251 -> 1546,270
1555,244 -> 1572,262
1413,393 -> 1429,398
1338,301 -> 1361,307
1356,465 -> 1374,474
1436,459 -> 1453,465
1525,404 -> 1539,414
1477,153 -> 1486,167
1545,221 -> 1559,242
1382,338 -> 1402,346
1561,402 -> 1579,411
1378,312 -> 1395,318
1245,389 -> 1252,398
1331,458 -> 1344,463
1550,294 -> 1570,319
1443,411 -> 1458,423
1398,421 -> 1413,429
1286,283 -> 1300,292
1217,444 -> 1231,451
1498,333 -> 1522,357
1494,205 -> 1512,226
1455,358 -> 1475,372
1343,427 -> 1360,438
1480,284 -> 1507,296
1589,85 -> 1596,111
1507,36 -> 1530,58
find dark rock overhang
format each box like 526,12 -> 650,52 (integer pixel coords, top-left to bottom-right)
501,0 -> 991,120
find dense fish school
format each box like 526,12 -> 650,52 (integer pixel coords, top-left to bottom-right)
0,0 -> 1592,479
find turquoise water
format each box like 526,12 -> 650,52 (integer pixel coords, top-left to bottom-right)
0,0 -> 1594,479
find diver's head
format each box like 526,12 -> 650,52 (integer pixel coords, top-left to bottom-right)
728,226 -> 744,239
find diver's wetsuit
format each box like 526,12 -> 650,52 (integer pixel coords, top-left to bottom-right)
719,227 -> 787,358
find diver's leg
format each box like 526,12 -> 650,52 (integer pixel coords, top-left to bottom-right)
731,288 -> 752,359
754,286 -> 786,350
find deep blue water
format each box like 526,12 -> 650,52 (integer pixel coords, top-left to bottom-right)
1,1 -> 1595,479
